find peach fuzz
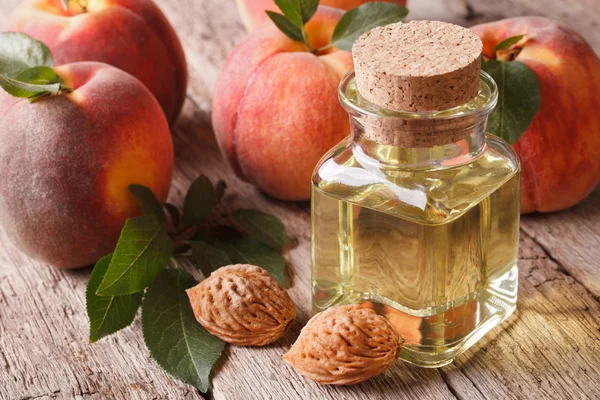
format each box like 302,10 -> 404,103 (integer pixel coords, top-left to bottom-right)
472,17 -> 600,213
212,6 -> 353,201
0,62 -> 173,268
236,0 -> 407,31
5,0 -> 187,125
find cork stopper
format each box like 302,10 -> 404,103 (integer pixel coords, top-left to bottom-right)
352,20 -> 482,112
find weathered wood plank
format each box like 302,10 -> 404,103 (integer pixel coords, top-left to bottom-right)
0,231 -> 204,399
520,187 -> 600,298
0,0 -> 599,399
446,232 -> 600,399
162,0 -> 600,399
171,90 -> 600,400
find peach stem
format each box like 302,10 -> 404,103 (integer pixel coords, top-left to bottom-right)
496,47 -> 522,61
78,0 -> 89,12
495,35 -> 528,61
315,43 -> 334,55
301,30 -> 315,53
63,0 -> 89,13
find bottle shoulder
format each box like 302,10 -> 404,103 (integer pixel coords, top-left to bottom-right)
312,135 -> 520,224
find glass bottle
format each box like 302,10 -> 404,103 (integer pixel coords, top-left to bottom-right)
310,21 -> 520,368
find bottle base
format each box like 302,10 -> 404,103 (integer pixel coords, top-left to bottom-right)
400,308 -> 515,368
313,262 -> 518,368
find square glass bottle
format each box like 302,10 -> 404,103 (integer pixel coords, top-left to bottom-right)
311,21 -> 520,368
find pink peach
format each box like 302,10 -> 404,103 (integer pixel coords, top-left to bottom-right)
212,6 -> 354,200
5,0 -> 187,125
0,62 -> 173,268
472,17 -> 600,213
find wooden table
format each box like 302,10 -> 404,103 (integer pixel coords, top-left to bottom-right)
1,0 -> 599,399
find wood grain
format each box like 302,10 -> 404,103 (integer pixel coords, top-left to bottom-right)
520,187 -> 600,298
0,0 -> 599,399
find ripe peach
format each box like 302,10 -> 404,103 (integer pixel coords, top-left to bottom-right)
471,17 -> 600,213
0,62 -> 174,268
212,6 -> 353,201
236,0 -> 407,31
5,0 -> 187,125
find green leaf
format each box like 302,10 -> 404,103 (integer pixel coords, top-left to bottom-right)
173,244 -> 191,255
271,0 -> 317,27
96,215 -> 173,296
0,73 -> 60,99
217,237 -> 286,285
164,203 -> 180,227
142,269 -> 225,392
189,241 -> 232,277
330,2 -> 409,51
27,90 -> 52,103
128,184 -> 165,223
295,0 -> 319,24
494,34 -> 525,53
0,32 -> 54,77
482,60 -> 540,144
182,175 -> 216,225
266,11 -> 305,43
274,0 -> 303,27
209,225 -> 242,242
61,0 -> 69,10
193,229 -> 216,244
0,34 -> 69,101
14,66 -> 64,85
232,209 -> 287,249
86,254 -> 142,343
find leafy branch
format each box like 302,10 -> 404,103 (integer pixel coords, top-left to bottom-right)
267,0 -> 408,54
0,33 -> 71,102
481,34 -> 540,144
86,175 -> 289,392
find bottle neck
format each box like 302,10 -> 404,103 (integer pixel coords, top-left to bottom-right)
349,113 -> 488,168
339,70 -> 498,169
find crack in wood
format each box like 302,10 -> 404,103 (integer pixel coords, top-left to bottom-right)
0,0 -> 599,398
523,230 -> 570,275
521,228 -> 600,302
437,365 -> 487,400
18,389 -> 62,400
438,371 -> 462,400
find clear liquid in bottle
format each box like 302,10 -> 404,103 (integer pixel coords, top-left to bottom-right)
312,135 -> 520,367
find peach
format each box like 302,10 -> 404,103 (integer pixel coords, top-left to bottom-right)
471,17 -> 600,213
0,62 -> 174,268
212,6 -> 353,201
236,0 -> 407,31
5,0 -> 187,125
